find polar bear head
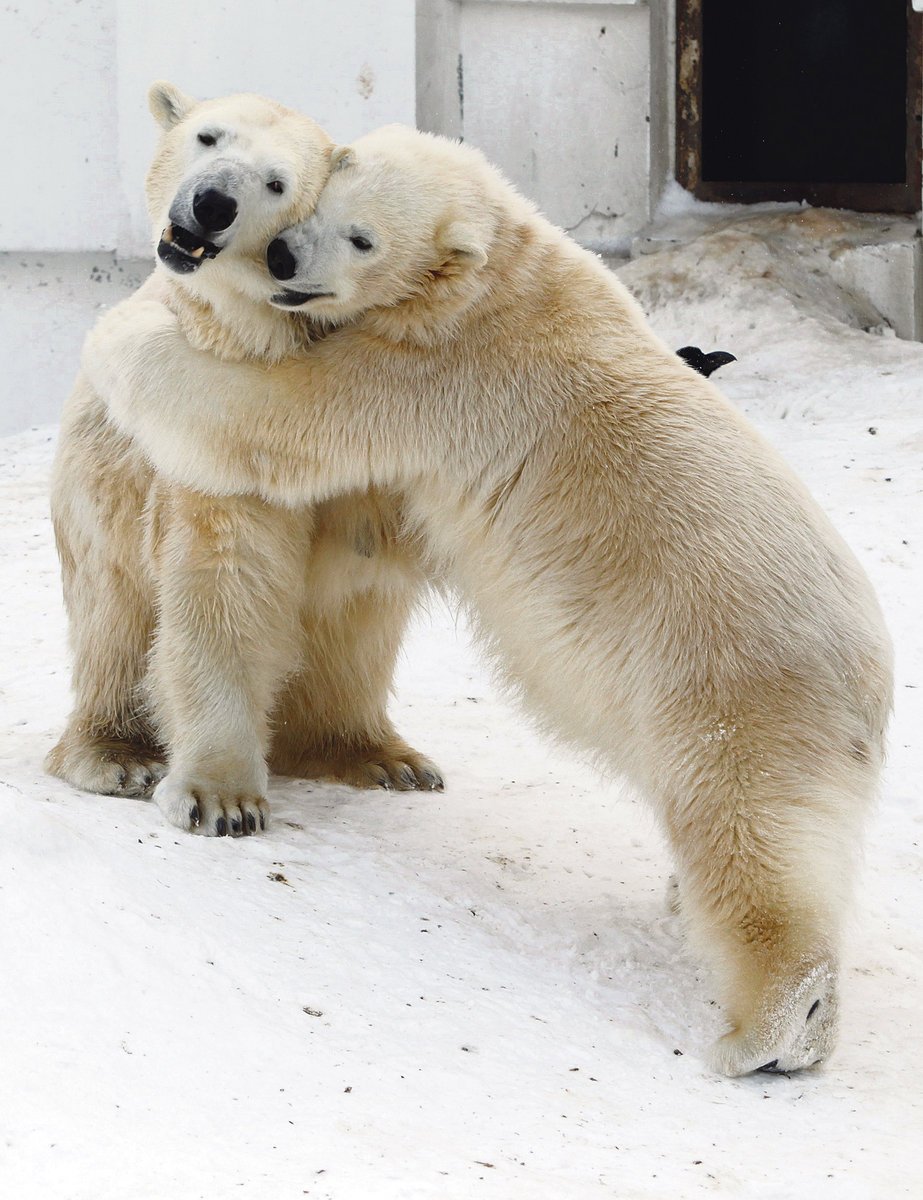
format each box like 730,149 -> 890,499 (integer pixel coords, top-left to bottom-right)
146,82 -> 332,300
264,125 -> 523,327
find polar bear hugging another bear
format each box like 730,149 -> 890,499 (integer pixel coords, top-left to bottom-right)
76,112 -> 891,1077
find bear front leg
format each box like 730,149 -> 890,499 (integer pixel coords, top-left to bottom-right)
46,379 -> 166,799
660,723 -> 875,1076
146,484 -> 310,835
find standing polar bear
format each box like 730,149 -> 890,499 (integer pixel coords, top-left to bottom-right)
84,125 -> 892,1077
47,87 -> 441,834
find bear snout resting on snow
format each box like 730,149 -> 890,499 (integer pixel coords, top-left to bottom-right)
46,89 -> 442,833
84,126 -> 892,1077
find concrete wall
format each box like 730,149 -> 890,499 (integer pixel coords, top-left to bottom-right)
0,0 -> 666,259
0,252 -> 150,437
0,0 -> 119,254
418,0 -> 654,250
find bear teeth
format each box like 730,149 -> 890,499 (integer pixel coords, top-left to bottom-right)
162,224 -> 174,244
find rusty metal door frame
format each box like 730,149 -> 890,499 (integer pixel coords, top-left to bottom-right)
676,0 -> 923,212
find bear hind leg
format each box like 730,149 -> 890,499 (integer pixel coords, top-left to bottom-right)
270,580 -> 443,793
46,408 -> 164,800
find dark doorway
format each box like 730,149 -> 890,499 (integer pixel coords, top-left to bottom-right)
677,0 -> 922,211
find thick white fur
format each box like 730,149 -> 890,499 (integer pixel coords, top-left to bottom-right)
83,126 -> 892,1076
47,93 -> 440,837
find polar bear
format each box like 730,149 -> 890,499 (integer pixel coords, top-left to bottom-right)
83,125 -> 892,1075
47,90 -> 440,835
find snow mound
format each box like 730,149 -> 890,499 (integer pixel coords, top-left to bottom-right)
619,207 -> 923,421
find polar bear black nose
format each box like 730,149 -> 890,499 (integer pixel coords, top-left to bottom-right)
267,236 -> 297,280
192,188 -> 238,233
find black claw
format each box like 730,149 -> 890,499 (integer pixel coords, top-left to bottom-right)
140,771 -> 153,790
231,818 -> 242,835
189,804 -> 200,826
423,771 -> 445,792
758,1059 -> 779,1073
215,816 -> 228,837
807,1000 -> 820,1021
399,766 -> 418,789
259,811 -> 265,831
247,812 -> 256,833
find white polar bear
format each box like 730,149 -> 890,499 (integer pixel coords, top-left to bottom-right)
83,125 -> 892,1077
47,90 -> 440,838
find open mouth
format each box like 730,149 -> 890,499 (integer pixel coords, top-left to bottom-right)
270,289 -> 335,308
156,224 -> 222,275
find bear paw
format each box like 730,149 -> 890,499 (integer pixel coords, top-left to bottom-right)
47,734 -> 166,799
334,749 -> 444,792
154,773 -> 270,836
708,961 -> 839,1077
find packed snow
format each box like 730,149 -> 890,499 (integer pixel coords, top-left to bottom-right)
1,206 -> 920,1198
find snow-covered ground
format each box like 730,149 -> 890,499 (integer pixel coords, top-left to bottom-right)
1,208 -> 920,1199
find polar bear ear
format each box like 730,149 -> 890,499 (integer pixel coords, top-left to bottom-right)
439,221 -> 489,271
148,81 -> 198,130
329,145 -> 356,173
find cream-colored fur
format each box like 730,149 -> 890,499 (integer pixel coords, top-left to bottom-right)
84,125 -> 892,1076
47,91 -> 440,836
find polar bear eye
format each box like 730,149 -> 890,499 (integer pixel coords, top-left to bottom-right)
350,235 -> 373,252
267,180 -> 285,195
197,132 -> 218,147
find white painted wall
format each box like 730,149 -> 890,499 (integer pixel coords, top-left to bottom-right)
0,252 -> 149,436
0,0 -> 119,252
1,0 -> 657,257
418,0 -> 653,249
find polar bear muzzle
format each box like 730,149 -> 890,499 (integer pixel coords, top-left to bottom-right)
266,235 -> 335,306
157,183 -> 240,274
